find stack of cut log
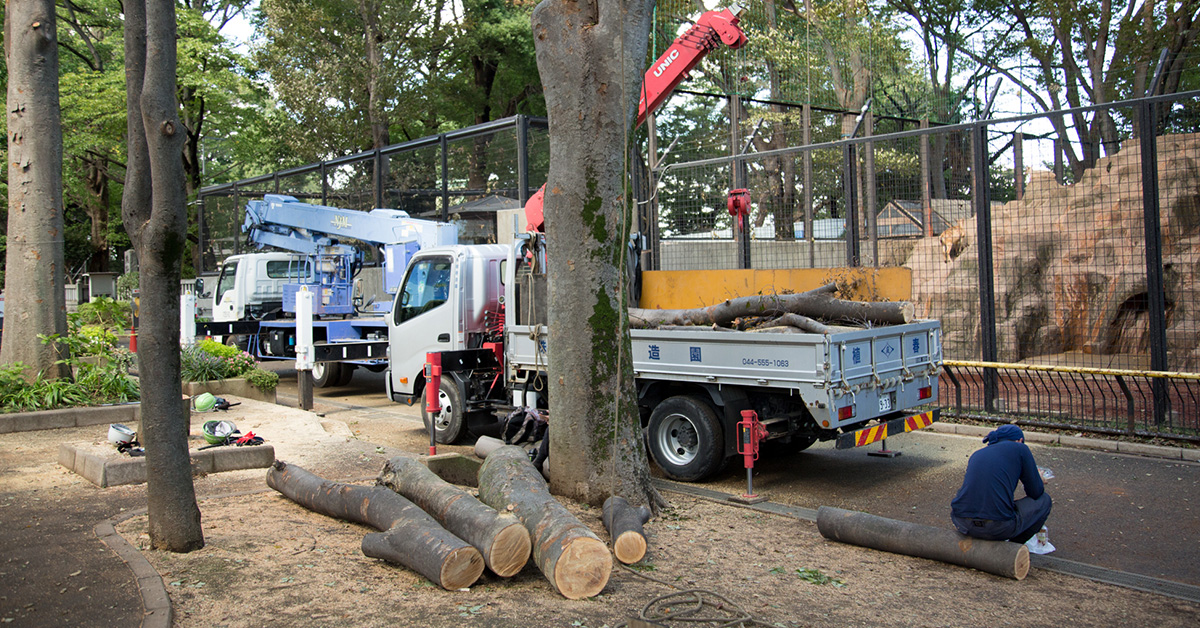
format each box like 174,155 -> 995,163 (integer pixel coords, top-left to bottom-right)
628,283 -> 914,333
267,448 -> 654,599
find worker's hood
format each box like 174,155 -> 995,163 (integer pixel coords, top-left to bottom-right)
982,424 -> 1024,444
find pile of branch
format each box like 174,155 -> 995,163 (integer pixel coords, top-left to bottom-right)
628,283 -> 914,333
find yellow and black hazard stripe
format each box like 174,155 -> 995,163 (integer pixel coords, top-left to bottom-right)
835,408 -> 940,450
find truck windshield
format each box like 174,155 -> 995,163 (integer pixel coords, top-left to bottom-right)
395,258 -> 451,324
216,261 -> 238,305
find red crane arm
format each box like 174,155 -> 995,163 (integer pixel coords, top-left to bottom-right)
525,6 -> 748,232
636,6 -> 748,126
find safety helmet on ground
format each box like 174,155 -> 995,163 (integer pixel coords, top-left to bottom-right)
202,419 -> 238,445
193,392 -> 217,412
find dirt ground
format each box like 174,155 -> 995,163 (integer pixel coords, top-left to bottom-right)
7,398 -> 1200,627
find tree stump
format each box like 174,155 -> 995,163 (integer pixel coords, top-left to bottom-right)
377,456 -> 531,577
477,446 -> 611,599
266,460 -> 484,590
602,496 -> 652,564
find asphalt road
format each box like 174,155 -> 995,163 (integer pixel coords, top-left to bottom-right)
275,365 -> 1200,587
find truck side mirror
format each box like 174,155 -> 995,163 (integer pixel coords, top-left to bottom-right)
194,278 -> 205,296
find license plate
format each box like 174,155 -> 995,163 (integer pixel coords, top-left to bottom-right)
879,395 -> 892,413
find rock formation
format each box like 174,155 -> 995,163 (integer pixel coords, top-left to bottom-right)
905,134 -> 1200,370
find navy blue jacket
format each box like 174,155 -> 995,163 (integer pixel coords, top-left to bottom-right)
950,440 -> 1043,522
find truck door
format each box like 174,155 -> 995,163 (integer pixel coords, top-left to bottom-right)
389,255 -> 455,396
212,260 -> 240,323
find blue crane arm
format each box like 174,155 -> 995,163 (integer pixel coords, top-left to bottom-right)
242,194 -> 458,253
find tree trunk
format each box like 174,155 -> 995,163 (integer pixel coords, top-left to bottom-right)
628,284 -> 914,328
533,0 -> 663,512
377,456 -> 531,578
2,0 -> 70,380
122,0 -> 203,553
478,446 -> 611,599
601,496 -> 651,564
268,461 -> 485,590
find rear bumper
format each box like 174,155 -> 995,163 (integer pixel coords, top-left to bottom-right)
834,408 -> 939,449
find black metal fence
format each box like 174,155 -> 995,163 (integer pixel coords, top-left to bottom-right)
198,95 -> 1200,439
646,90 -> 1200,439
197,116 -> 549,272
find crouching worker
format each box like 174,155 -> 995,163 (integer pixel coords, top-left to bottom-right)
951,424 -> 1051,544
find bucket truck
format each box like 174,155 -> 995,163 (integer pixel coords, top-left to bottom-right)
197,194 -> 457,386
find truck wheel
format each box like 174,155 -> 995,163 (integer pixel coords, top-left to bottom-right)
336,364 -> 355,386
312,362 -> 343,388
422,378 -> 467,444
647,396 -> 725,482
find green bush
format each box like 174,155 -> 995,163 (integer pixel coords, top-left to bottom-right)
72,325 -> 117,357
180,341 -> 277,392
0,334 -> 139,414
72,296 -> 132,330
244,368 -> 280,393
116,272 -> 139,301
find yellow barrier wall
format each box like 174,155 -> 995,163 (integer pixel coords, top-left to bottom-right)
638,267 -> 913,309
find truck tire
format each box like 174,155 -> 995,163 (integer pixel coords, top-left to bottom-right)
646,396 -> 726,482
312,362 -> 343,388
336,364 -> 355,386
422,378 -> 467,444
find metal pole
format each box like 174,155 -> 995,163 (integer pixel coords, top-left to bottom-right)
971,123 -> 999,410
843,143 -> 860,267
320,161 -> 327,206
440,135 -> 450,222
296,287 -> 315,411
920,119 -> 932,236
517,115 -> 530,204
730,96 -> 751,269
864,112 -> 878,266
803,104 -> 814,267
1138,100 -> 1169,425
374,148 -> 384,209
1014,132 -> 1025,200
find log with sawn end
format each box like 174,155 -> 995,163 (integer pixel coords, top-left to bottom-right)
266,460 -> 484,590
602,496 -> 652,564
377,455 -> 532,578
477,445 -> 612,599
628,282 -> 913,329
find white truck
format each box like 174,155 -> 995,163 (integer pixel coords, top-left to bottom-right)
197,195 -> 457,386
385,234 -> 942,481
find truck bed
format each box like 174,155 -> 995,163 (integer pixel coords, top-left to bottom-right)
506,319 -> 941,431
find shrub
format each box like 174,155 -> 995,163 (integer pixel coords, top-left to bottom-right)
0,334 -> 139,413
72,325 -> 117,357
181,346 -> 228,382
244,367 -> 280,393
116,272 -> 139,301
72,296 -> 132,330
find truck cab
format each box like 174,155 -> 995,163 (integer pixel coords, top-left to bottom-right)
211,252 -> 309,323
385,244 -> 508,438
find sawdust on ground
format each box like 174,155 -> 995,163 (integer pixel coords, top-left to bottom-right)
12,397 -> 1200,627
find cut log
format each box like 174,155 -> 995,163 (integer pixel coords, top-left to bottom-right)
816,506 -> 1029,580
474,435 -> 506,459
477,445 -> 611,599
602,496 -> 652,564
628,282 -> 913,329
377,456 -> 531,578
761,313 -> 835,334
266,460 -> 484,590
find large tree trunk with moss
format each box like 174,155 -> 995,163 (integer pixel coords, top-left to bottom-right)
2,0 -> 70,380
122,0 -> 203,553
532,0 -> 663,512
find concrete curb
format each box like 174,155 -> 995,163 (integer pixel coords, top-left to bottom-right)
60,443 -> 276,487
0,400 -> 192,434
929,422 -> 1198,462
95,513 -> 172,628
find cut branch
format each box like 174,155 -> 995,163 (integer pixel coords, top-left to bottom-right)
628,283 -> 913,329
267,460 -> 484,590
477,446 -> 611,599
602,496 -> 652,564
377,456 -> 531,578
